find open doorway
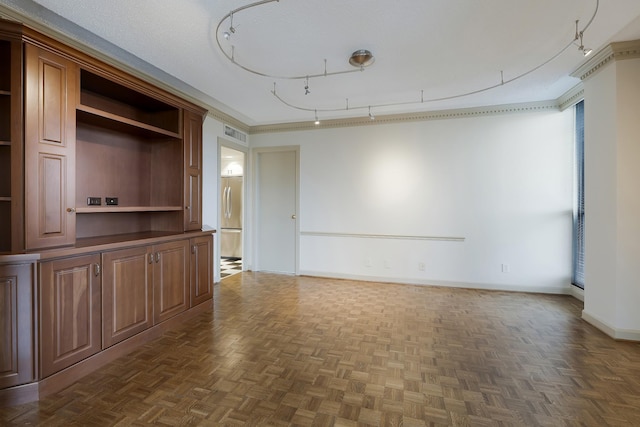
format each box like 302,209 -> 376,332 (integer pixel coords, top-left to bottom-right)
220,145 -> 245,278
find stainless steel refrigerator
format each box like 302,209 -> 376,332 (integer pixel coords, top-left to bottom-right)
220,176 -> 242,258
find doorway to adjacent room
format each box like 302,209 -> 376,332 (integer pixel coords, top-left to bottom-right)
220,145 -> 246,278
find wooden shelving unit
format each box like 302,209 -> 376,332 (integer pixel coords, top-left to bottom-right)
0,18 -> 211,406
75,69 -> 185,240
0,38 -> 17,253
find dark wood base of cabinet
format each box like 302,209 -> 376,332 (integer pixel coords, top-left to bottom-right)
0,382 -> 39,407
0,299 -> 212,407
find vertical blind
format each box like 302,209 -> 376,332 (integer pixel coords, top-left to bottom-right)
572,100 -> 585,288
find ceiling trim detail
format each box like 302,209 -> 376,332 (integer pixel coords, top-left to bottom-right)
249,101 -> 560,134
557,84 -> 584,111
572,39 -> 640,81
0,2 -> 592,136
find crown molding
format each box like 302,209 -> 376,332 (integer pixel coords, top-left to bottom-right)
249,101 -> 560,134
0,1 -> 587,137
571,39 -> 640,81
557,83 -> 584,111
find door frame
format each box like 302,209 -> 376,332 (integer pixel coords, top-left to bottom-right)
217,138 -> 248,281
252,146 -> 300,275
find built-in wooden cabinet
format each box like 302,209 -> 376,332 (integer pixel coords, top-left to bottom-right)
75,69 -> 186,239
153,240 -> 190,324
0,18 -> 214,404
0,256 -> 36,389
184,110 -> 203,231
0,29 -> 24,254
190,235 -> 213,307
39,254 -> 101,378
102,239 -> 191,348
101,246 -> 153,348
9,28 -> 206,252
24,44 -> 77,250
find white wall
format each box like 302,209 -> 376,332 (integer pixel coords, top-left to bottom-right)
582,56 -> 640,339
251,109 -> 575,293
202,115 -> 222,232
203,115 -> 251,282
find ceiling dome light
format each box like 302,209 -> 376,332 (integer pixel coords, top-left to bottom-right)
349,49 -> 375,67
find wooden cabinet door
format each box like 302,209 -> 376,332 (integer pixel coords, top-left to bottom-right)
24,44 -> 77,250
153,240 -> 189,324
102,246 -> 153,348
183,110 -> 202,231
190,235 -> 213,307
40,254 -> 101,378
0,261 -> 35,389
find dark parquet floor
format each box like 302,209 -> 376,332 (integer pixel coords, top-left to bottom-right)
2,272 -> 640,426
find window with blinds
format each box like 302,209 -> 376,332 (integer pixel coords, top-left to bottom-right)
572,100 -> 585,289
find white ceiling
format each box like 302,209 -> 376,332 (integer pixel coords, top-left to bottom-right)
2,0 -> 640,126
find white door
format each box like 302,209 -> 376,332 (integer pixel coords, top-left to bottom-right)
256,148 -> 298,274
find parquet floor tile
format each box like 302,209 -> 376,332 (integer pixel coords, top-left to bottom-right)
2,272 -> 640,426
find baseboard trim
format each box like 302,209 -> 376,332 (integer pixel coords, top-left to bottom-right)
582,310 -> 640,341
299,270 -> 571,295
569,284 -> 584,302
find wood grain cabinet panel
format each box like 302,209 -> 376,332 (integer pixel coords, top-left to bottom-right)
0,261 -> 35,389
190,235 -> 212,307
183,110 -> 203,231
24,44 -> 77,250
102,246 -> 153,349
153,240 -> 189,324
39,254 -> 101,378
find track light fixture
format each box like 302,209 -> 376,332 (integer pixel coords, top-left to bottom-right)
216,0 -> 600,121
223,11 -> 236,40
574,20 -> 593,57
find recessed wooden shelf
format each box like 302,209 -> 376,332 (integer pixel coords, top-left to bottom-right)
75,230 -> 182,248
76,105 -> 181,139
0,197 -> 11,202
76,206 -> 182,214
0,90 -> 10,96
0,140 -> 10,146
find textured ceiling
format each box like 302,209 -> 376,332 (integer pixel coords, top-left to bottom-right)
2,0 -> 640,126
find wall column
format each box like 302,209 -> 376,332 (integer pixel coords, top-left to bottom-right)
574,40 -> 640,340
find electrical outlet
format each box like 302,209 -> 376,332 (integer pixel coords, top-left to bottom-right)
501,263 -> 510,273
87,197 -> 101,206
105,197 -> 118,206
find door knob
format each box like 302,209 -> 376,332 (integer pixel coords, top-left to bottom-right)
291,214 -> 296,219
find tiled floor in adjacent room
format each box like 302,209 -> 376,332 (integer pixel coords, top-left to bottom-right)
220,257 -> 242,278
2,272 -> 640,426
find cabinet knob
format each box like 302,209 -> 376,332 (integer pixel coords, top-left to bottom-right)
185,205 -> 191,210
67,207 -> 76,213
94,263 -> 101,276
